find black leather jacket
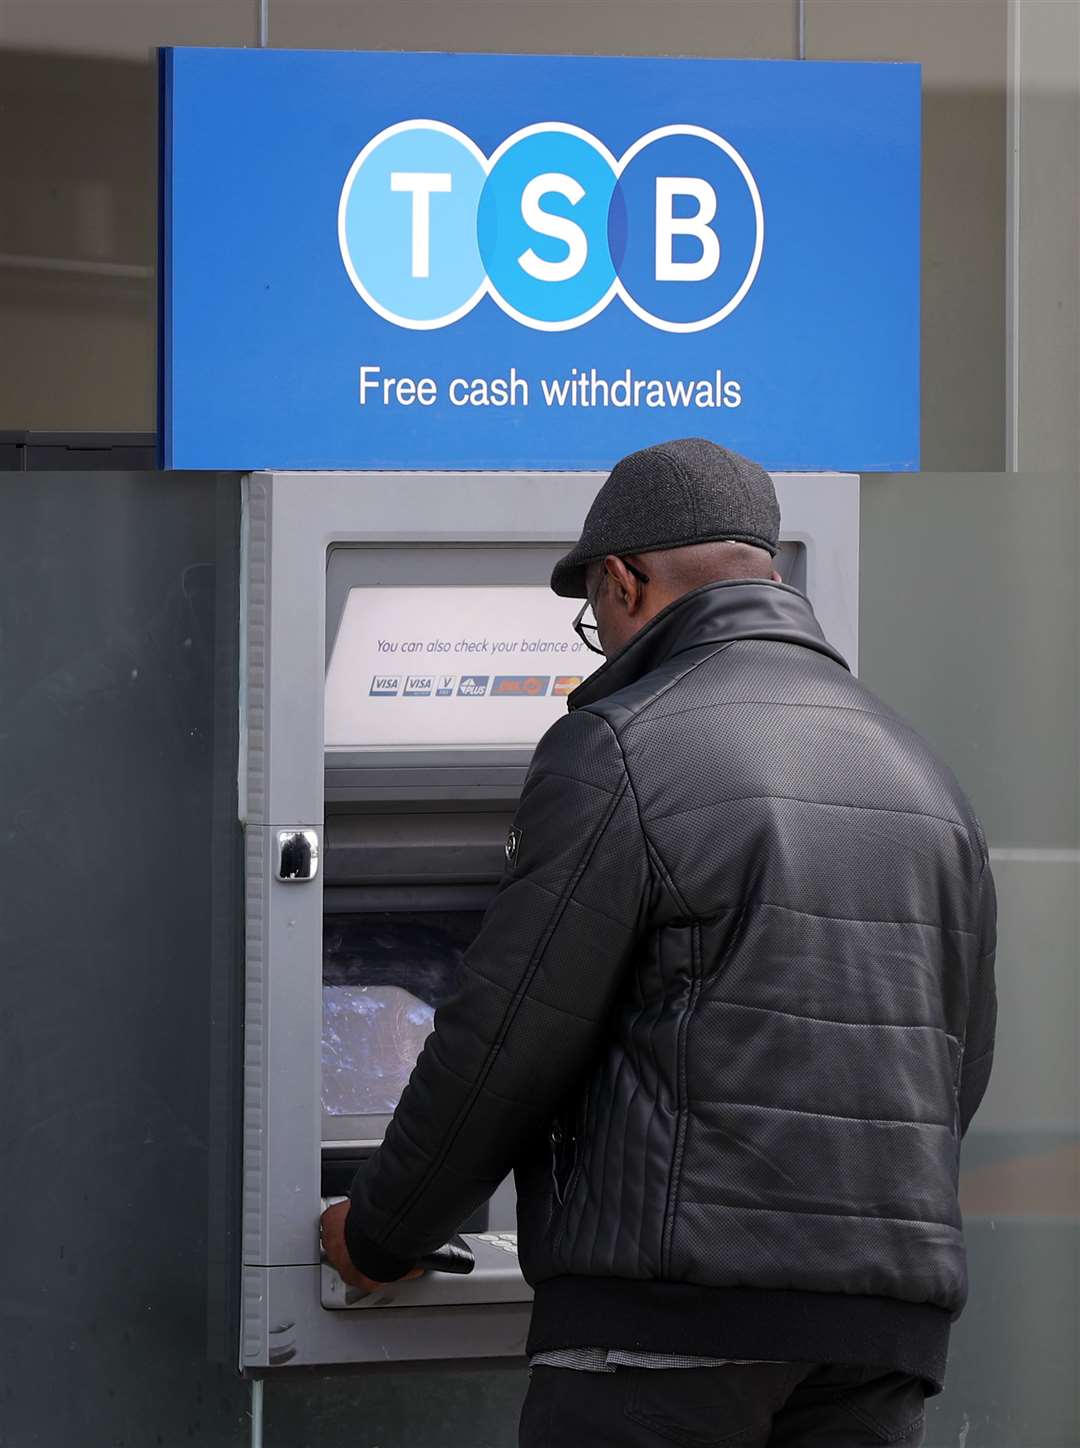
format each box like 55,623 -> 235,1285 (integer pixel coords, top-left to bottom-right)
347,582 -> 997,1388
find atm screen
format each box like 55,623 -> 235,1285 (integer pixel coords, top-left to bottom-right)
322,910 -> 481,1117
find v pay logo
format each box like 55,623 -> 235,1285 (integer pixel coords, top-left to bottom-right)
338,121 -> 764,334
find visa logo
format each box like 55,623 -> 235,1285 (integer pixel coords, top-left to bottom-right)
403,674 -> 434,696
458,675 -> 490,697
435,674 -> 456,696
369,674 -> 401,696
491,675 -> 550,698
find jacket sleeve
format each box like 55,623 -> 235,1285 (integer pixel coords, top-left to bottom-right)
959,856 -> 997,1137
344,707 -> 653,1281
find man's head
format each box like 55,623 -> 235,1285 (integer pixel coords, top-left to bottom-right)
552,438 -> 782,658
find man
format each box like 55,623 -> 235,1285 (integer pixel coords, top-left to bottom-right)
322,438 -> 997,1446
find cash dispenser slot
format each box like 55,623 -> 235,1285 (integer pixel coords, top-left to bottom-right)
323,808 -> 511,887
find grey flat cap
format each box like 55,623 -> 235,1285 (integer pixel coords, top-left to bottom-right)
551,437 -> 781,598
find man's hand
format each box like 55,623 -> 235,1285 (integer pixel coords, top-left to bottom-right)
319,1200 -> 423,1293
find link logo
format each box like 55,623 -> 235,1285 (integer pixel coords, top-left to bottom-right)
338,121 -> 764,334
491,675 -> 550,697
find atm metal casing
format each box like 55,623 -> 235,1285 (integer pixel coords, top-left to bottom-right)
239,470 -> 859,1372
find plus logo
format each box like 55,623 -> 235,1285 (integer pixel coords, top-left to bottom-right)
338,121 -> 764,333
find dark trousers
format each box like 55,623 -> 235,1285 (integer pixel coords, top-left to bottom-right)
520,1363 -> 926,1447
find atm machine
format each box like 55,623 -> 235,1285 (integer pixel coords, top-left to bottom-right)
239,467 -> 859,1373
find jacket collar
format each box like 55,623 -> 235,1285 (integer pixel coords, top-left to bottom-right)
568,580 -> 849,711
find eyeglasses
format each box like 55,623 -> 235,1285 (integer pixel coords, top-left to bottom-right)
573,560 -> 651,656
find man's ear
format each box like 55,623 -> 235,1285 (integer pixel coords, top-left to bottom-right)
602,556 -> 628,606
606,556 -> 645,612
771,569 -> 782,583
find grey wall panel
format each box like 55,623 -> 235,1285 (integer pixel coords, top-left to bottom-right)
1009,0 -> 1080,473
0,50 -> 157,433
859,470 -> 1078,849
808,0 -> 1009,471
860,468 -> 1079,1448
0,0 -> 254,56
266,1362 -> 527,1447
270,0 -> 798,57
0,470 -> 250,1444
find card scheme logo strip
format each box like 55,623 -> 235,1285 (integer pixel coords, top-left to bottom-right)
370,672 -> 562,699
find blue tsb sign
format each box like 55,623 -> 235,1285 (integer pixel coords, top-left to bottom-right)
160,49 -> 920,471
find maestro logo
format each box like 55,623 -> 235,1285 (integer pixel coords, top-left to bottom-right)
337,120 -> 764,334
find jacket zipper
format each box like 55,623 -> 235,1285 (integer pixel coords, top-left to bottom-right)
550,1083 -> 590,1238
562,1084 -> 590,1206
661,922 -> 703,1274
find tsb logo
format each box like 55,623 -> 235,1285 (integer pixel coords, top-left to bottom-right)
338,121 -> 764,333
